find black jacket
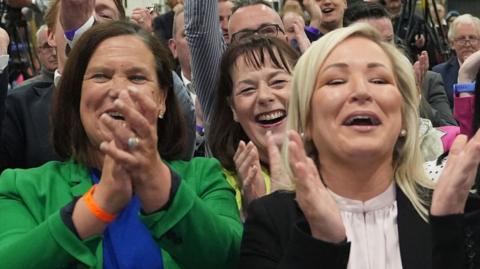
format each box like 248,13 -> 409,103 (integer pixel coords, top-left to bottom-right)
240,188 -> 480,269
0,81 -> 60,171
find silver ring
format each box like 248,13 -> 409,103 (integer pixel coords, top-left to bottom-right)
127,137 -> 139,150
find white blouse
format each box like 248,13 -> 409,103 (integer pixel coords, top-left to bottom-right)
329,183 -> 402,269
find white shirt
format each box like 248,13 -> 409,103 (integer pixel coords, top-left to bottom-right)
329,183 -> 402,269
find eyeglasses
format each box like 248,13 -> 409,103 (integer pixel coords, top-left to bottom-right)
231,24 -> 285,42
454,36 -> 480,46
37,43 -> 54,53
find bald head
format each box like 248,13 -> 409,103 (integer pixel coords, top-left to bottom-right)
228,3 -> 286,42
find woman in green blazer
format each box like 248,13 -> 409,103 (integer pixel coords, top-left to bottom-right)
0,21 -> 242,269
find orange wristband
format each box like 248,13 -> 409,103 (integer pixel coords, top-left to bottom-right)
83,185 -> 116,223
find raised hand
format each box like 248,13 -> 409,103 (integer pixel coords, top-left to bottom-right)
290,18 -> 311,53
287,130 -> 345,243
234,140 -> 266,207
458,50 -> 480,83
431,130 -> 480,216
99,87 -> 171,213
413,50 -> 429,87
130,8 -> 153,33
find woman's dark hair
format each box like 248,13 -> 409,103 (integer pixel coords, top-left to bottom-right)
52,20 -> 185,167
208,35 -> 300,171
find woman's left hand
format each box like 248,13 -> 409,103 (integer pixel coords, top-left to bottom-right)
100,87 -> 171,213
431,130 -> 480,216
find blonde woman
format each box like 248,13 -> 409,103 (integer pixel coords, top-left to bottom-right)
240,23 -> 480,268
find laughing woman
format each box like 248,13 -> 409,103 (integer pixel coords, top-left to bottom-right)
208,36 -> 300,214
0,21 -> 241,269
240,23 -> 480,268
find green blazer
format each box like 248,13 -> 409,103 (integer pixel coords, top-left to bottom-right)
0,158 -> 242,269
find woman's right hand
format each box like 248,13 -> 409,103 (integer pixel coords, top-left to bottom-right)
234,141 -> 266,207
287,130 -> 346,243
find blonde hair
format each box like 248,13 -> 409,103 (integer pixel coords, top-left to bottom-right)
280,23 -> 435,221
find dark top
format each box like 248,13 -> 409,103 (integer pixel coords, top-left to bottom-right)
240,187 -> 480,269
432,56 -> 461,109
0,81 -> 60,171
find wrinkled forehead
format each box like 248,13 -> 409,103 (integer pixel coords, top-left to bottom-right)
229,4 -> 283,35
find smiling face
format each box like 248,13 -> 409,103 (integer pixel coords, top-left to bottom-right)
230,52 -> 292,161
80,35 -> 165,156
307,36 -> 403,163
316,0 -> 347,30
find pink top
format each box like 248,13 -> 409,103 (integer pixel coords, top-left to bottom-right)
454,95 -> 475,137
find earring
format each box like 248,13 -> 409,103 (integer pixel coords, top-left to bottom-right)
400,129 -> 407,137
158,108 -> 165,119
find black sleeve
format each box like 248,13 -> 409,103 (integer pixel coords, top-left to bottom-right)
431,196 -> 480,269
240,197 -> 350,269
60,196 -> 81,238
0,69 -> 8,138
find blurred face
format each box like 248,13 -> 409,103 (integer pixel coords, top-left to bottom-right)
282,12 -> 306,47
383,0 -> 402,16
218,0 -> 234,43
94,0 -> 121,22
315,0 -> 347,29
168,12 -> 191,79
451,22 -> 480,63
47,9 -> 67,73
358,17 -> 395,44
230,52 -> 292,162
37,27 -> 58,71
80,35 -> 165,152
229,4 -> 287,43
308,37 -> 403,162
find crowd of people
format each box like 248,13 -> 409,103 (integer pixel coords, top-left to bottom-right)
0,0 -> 479,268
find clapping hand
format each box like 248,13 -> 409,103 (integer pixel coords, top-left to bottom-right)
431,130 -> 480,216
287,130 -> 345,243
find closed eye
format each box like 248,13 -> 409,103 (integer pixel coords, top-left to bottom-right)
91,73 -> 110,82
270,79 -> 288,89
129,75 -> 147,83
370,78 -> 388,84
326,79 -> 346,85
237,87 -> 255,96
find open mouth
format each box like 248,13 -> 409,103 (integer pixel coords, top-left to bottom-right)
107,111 -> 125,121
322,7 -> 334,14
343,115 -> 381,126
255,110 -> 287,126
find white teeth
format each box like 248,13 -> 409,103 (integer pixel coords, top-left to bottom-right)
107,111 -> 124,120
258,111 -> 285,121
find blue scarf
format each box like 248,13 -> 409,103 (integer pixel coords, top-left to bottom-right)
90,170 -> 164,269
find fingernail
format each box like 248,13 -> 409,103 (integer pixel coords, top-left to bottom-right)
114,99 -> 123,108
127,86 -> 139,93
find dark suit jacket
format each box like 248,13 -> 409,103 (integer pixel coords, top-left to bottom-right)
0,81 -> 60,172
420,71 -> 456,127
0,69 -> 8,131
240,188 -> 480,269
432,56 -> 460,109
